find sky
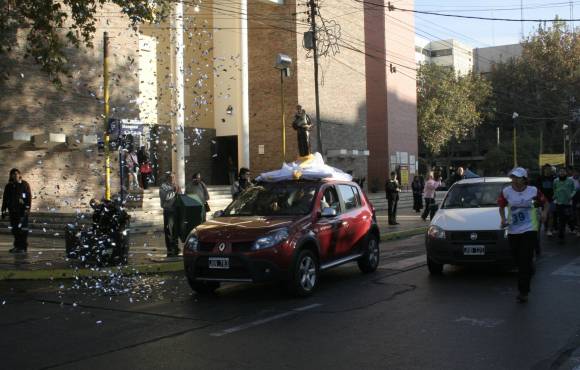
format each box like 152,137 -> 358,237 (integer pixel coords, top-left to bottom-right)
411,0 -> 578,48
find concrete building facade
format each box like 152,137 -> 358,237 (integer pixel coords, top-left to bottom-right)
0,0 -> 418,211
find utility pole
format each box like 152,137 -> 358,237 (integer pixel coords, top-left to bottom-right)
172,1 -> 186,192
512,112 -> 519,167
308,0 -> 323,155
520,0 -> 524,39
103,32 -> 111,201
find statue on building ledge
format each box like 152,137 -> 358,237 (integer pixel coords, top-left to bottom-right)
292,104 -> 313,158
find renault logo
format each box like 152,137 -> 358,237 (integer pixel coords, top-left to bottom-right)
217,242 -> 226,252
470,233 -> 478,241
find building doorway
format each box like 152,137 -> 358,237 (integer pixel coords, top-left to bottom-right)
211,136 -> 238,185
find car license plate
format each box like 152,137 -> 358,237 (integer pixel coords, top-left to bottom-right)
208,257 -> 230,269
463,245 -> 485,256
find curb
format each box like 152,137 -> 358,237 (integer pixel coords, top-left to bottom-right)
0,261 -> 183,281
0,228 -> 427,281
380,226 -> 427,241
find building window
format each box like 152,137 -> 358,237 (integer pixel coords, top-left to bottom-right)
431,49 -> 453,57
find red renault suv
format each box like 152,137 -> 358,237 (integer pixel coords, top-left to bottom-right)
183,179 -> 381,296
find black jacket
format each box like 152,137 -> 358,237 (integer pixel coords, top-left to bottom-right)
385,179 -> 401,200
2,180 -> 32,215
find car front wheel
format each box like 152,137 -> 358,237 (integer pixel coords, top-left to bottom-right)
288,250 -> 318,297
358,234 -> 380,273
427,257 -> 443,275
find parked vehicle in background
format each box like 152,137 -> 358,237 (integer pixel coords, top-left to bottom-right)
183,179 -> 380,296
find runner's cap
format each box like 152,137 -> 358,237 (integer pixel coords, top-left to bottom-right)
509,167 -> 527,178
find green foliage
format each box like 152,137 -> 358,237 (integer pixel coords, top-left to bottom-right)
417,63 -> 492,156
485,21 -> 580,162
0,0 -> 171,83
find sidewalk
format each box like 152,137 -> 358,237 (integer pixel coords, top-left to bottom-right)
0,208 -> 428,280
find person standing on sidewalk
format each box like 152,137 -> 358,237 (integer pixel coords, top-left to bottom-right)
422,171 -> 442,221
159,173 -> 180,257
1,168 -> 32,253
553,167 -> 576,242
498,167 -> 548,303
411,175 -> 424,213
188,172 -> 210,219
385,171 -> 401,225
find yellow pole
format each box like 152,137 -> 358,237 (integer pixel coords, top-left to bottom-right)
513,126 -> 517,167
281,69 -> 286,162
103,32 -> 111,201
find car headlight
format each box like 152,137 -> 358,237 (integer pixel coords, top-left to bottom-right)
185,233 -> 199,251
427,225 -> 446,240
253,228 -> 289,251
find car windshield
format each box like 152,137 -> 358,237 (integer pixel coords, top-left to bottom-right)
441,182 -> 509,209
223,182 -> 319,216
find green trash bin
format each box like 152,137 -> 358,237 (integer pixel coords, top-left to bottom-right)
174,194 -> 205,242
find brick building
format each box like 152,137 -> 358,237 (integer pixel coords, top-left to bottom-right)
0,0 -> 417,211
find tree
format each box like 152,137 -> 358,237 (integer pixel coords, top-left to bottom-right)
417,63 -> 492,158
0,0 -> 171,83
484,20 -> 580,170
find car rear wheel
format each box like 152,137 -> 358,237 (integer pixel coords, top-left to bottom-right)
427,257 -> 443,275
188,277 -> 220,294
358,234 -> 380,273
288,250 -> 318,297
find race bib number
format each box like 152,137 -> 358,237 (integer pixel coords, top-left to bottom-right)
511,208 -> 530,225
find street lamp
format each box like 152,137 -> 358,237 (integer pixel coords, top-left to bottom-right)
563,123 -> 569,166
512,112 -> 519,167
275,53 -> 292,162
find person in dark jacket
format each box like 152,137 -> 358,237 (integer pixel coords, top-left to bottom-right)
231,167 -> 252,200
536,164 -> 556,236
447,166 -> 465,188
1,168 -> 32,253
411,175 -> 424,213
159,173 -> 180,257
385,171 -> 401,225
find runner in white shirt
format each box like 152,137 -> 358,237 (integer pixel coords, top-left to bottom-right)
498,167 -> 548,303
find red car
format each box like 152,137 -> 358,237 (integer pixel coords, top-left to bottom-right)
183,179 -> 381,296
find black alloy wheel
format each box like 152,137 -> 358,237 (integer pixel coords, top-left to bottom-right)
358,234 -> 380,273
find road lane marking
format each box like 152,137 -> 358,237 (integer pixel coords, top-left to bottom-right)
552,257 -> 580,277
209,303 -> 322,337
379,254 -> 426,270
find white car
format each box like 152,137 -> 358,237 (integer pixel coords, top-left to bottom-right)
425,177 -> 513,274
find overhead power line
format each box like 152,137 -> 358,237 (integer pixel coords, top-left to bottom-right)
353,0 -> 580,22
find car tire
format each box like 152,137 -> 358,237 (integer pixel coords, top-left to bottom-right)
358,234 -> 380,273
427,257 -> 444,275
188,278 -> 220,294
288,250 -> 318,297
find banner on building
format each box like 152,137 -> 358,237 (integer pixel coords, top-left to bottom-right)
400,165 -> 409,185
539,153 -> 565,167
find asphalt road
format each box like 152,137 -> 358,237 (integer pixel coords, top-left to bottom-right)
2,234 -> 580,370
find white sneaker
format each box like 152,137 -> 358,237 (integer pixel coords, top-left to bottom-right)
546,230 -> 553,237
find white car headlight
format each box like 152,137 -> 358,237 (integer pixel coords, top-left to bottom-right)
427,225 -> 446,240
253,228 -> 289,251
185,233 -> 199,251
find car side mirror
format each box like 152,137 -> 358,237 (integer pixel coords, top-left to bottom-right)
320,207 -> 337,218
213,210 -> 224,218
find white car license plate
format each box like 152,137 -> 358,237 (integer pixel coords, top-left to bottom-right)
208,257 -> 230,269
463,245 -> 485,256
